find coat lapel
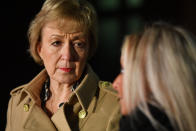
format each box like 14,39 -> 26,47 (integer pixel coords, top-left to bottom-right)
51,106 -> 71,131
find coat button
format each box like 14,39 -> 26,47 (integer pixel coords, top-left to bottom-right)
78,109 -> 86,119
102,81 -> 110,87
23,104 -> 29,112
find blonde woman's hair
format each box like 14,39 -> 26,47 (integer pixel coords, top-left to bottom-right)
28,0 -> 97,64
122,22 -> 196,131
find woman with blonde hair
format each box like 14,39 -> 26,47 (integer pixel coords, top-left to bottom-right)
113,23 -> 196,131
6,0 -> 120,130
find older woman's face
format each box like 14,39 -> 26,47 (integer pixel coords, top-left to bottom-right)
38,20 -> 89,85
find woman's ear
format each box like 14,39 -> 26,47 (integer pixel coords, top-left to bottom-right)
37,42 -> 42,58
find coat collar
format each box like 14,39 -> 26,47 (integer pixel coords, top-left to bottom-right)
17,64 -> 99,130
17,64 -> 99,112
24,69 -> 48,106
74,65 -> 99,111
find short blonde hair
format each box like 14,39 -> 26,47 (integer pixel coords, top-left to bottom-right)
122,23 -> 196,131
28,0 -> 97,64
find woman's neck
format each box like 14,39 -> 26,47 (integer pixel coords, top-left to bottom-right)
45,79 -> 73,116
49,79 -> 73,102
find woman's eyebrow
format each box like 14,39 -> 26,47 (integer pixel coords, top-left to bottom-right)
49,32 -> 85,40
71,34 -> 85,40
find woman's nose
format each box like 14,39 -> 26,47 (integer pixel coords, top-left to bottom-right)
61,42 -> 74,61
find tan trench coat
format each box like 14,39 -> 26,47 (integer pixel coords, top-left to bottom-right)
6,65 -> 121,131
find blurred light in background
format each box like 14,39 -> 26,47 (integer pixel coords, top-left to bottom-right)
94,18 -> 121,81
99,18 -> 120,55
126,15 -> 144,34
126,0 -> 144,8
92,0 -> 145,81
97,0 -> 120,11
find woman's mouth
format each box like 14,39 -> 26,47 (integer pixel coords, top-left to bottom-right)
59,68 -> 73,73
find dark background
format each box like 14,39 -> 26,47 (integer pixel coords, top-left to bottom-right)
1,0 -> 196,130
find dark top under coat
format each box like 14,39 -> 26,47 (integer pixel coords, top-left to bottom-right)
120,104 -> 175,131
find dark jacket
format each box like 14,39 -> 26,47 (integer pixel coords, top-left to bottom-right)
120,104 -> 174,131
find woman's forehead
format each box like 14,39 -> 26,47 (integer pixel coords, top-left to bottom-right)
42,20 -> 86,37
43,19 -> 84,33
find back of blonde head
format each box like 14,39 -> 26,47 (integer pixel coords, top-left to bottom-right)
122,23 -> 196,131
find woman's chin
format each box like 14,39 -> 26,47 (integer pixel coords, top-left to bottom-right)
120,100 -> 129,115
52,75 -> 76,85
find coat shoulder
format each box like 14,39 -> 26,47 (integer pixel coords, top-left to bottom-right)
98,81 -> 118,97
10,84 -> 27,96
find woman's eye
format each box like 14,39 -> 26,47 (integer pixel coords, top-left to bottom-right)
74,42 -> 85,48
51,41 -> 61,46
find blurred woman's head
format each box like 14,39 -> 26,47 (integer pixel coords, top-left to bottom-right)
113,34 -> 140,115
120,22 -> 196,131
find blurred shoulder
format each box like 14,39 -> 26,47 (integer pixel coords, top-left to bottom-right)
99,81 -> 118,97
98,81 -> 119,104
97,81 -> 121,130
